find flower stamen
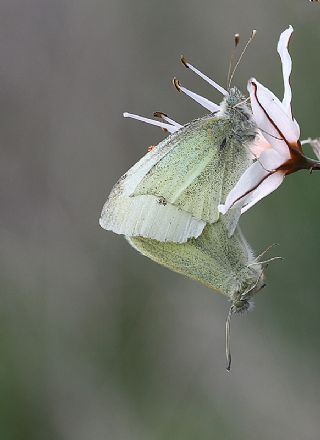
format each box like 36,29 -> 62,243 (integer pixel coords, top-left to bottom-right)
153,111 -> 183,128
180,55 -> 228,96
123,112 -> 179,134
172,78 -> 221,113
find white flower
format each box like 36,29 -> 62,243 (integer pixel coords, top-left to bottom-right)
219,26 -> 320,215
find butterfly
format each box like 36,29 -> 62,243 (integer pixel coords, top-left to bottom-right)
128,220 -> 276,370
100,32 -> 262,242
99,30 -> 279,369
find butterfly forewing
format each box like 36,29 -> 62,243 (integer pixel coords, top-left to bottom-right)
133,115 -> 252,224
100,129 -> 206,242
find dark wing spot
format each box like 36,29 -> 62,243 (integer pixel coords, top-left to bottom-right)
158,197 -> 167,206
219,137 -> 227,151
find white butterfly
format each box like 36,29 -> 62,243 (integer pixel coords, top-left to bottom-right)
99,32 -> 282,370
100,50 -> 260,242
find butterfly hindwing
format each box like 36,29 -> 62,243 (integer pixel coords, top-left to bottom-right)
128,220 -> 260,297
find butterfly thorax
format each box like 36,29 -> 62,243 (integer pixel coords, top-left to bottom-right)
219,87 -> 256,145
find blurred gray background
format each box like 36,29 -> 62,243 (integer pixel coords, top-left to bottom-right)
1,1 -> 320,439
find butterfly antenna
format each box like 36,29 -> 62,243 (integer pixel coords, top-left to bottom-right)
226,33 -> 240,88
228,29 -> 257,89
225,306 -> 233,371
233,96 -> 251,108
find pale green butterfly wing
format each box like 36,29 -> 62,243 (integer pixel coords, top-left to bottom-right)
100,193 -> 205,242
99,131 -> 206,242
128,220 -> 262,299
133,114 -> 253,225
101,90 -> 255,242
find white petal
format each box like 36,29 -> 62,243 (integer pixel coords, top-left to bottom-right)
277,25 -> 294,116
123,112 -> 179,134
218,149 -> 285,214
173,79 -> 221,113
259,148 -> 286,170
300,138 -> 311,146
248,78 -> 299,156
249,130 -> 272,158
241,171 -> 285,213
301,137 -> 320,160
293,118 -> 300,138
311,140 -> 320,160
219,162 -> 268,214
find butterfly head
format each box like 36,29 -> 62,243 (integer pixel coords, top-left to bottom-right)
232,299 -> 252,315
223,86 -> 251,115
232,267 -> 266,314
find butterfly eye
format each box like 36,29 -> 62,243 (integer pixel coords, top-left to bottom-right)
233,299 -> 249,312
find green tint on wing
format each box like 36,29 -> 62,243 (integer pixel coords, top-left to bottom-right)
99,128 -> 207,242
128,220 -> 260,299
133,115 -> 252,224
